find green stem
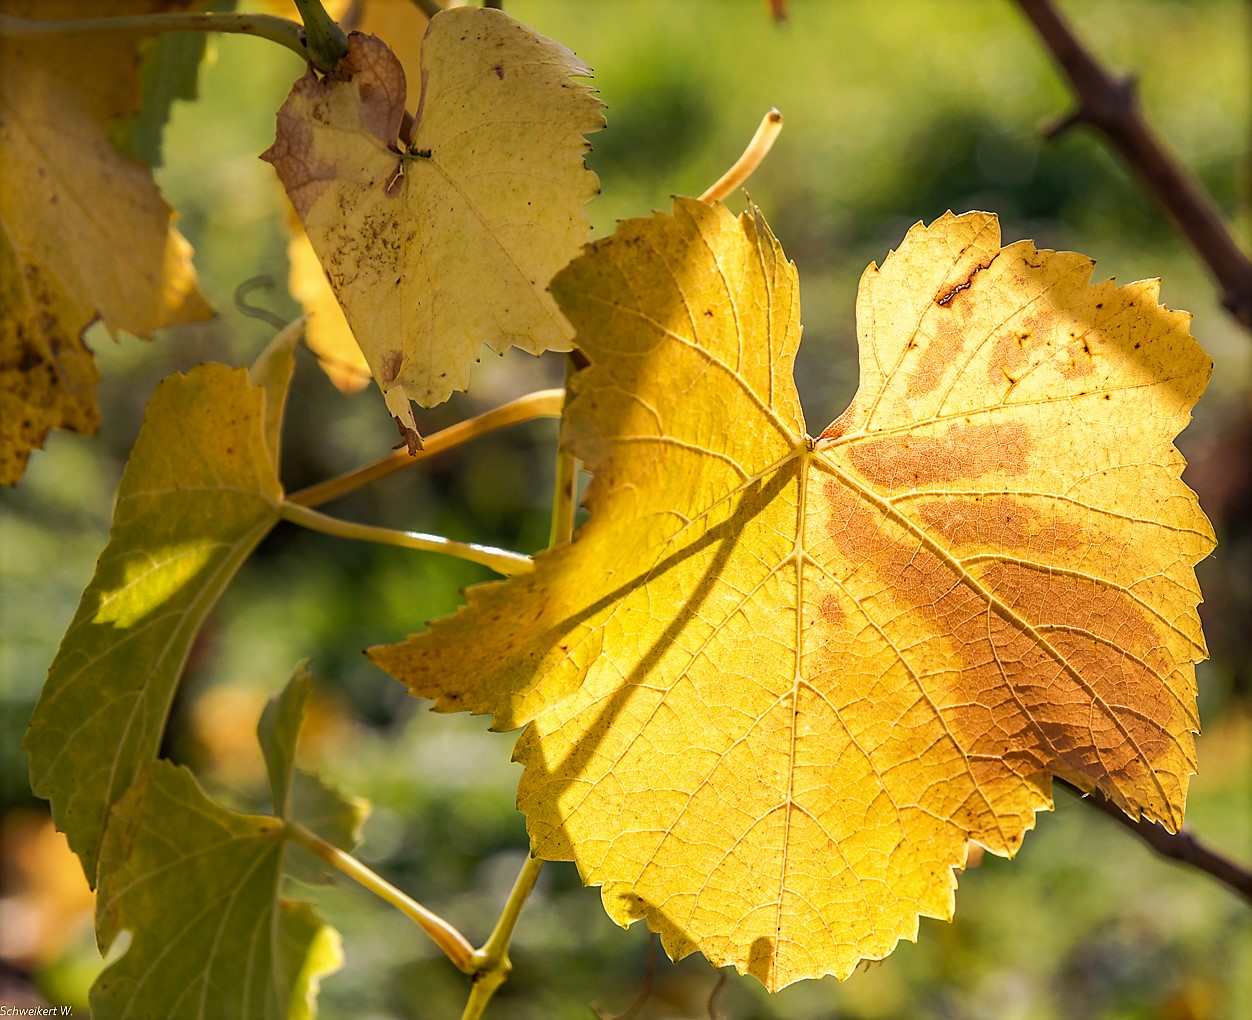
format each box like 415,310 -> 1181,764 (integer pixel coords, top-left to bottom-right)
279,502 -> 533,576
0,11 -> 308,63
549,360 -> 580,547
461,855 -> 545,1020
408,0 -> 446,19
549,443 -> 578,547
285,822 -> 476,973
287,388 -> 565,509
460,395 -> 579,1019
291,0 -> 348,72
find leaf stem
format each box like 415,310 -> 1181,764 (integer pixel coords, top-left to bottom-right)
287,388 -> 565,509
460,855 -> 545,1020
409,0 -> 446,19
291,0 -> 348,72
458,399 -> 578,1019
1058,779 -> 1252,906
0,11 -> 308,63
549,358 -> 581,547
699,108 -> 784,204
278,502 -> 533,576
284,821 -> 477,973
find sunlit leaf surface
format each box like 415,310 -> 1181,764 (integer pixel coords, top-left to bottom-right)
374,199 -> 1213,988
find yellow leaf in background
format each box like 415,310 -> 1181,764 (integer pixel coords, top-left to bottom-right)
263,7 -> 603,447
0,809 -> 94,969
279,0 -> 427,395
372,199 -> 1214,989
0,0 -> 212,484
0,232 -> 100,485
286,222 -> 372,393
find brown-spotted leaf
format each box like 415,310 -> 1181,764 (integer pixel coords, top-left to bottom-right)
372,200 -> 1214,988
263,8 -> 603,442
279,0 -> 429,394
285,215 -> 372,394
0,1 -> 213,484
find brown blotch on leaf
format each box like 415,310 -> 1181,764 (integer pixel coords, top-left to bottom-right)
914,495 -> 1086,552
818,593 -> 843,626
977,560 -> 1177,770
821,478 -> 1177,805
817,403 -> 858,443
906,320 -> 967,400
1060,333 -> 1098,379
988,313 -> 1048,388
848,422 -> 1032,489
380,349 -> 403,384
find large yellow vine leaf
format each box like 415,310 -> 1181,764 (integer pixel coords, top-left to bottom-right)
373,199 -> 1214,988
263,7 -> 603,444
0,0 -> 212,484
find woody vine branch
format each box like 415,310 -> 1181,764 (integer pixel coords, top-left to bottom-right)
1013,0 -> 1252,330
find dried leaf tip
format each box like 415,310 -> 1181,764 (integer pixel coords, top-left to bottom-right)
699,108 -> 784,204
385,385 -> 424,454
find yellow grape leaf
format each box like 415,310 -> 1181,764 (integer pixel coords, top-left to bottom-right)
0,0 -> 212,484
263,7 -> 603,445
372,199 -> 1214,989
281,0 -> 428,395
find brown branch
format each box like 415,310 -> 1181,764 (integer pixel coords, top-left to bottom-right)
591,933 -> 657,1020
1057,779 -> 1252,906
706,969 -> 728,1020
1013,0 -> 1252,330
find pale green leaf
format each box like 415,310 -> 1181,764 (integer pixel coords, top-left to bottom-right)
91,760 -> 341,1020
258,662 -> 370,884
110,1 -> 219,168
258,660 -> 312,817
24,326 -> 299,883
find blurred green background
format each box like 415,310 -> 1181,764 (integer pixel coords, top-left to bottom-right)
1,1 -> 1249,1018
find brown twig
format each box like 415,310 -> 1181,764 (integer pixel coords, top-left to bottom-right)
1013,0 -> 1252,330
706,968 -> 728,1020
591,933 -> 658,1020
1056,779 -> 1252,906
